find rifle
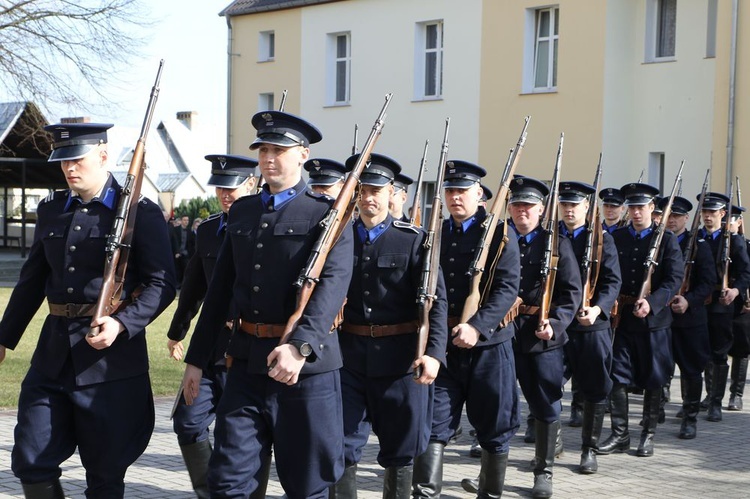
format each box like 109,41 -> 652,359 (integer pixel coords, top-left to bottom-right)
537,133 -> 563,332
414,120 -> 449,378
352,124 -> 359,155
277,94 -> 393,346
279,89 -> 288,111
678,168 -> 710,295
619,170 -> 645,228
410,139 -> 429,227
719,180 -> 735,293
737,176 -> 750,306
460,116 -> 530,322
637,161 -> 684,303
580,154 -> 603,314
88,60 -> 164,338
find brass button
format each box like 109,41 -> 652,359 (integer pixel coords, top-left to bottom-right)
261,223 -> 268,228
254,264 -> 261,270
73,226 -> 81,231
67,287 -> 74,294
68,267 -> 75,273
253,286 -> 260,292
257,243 -> 263,249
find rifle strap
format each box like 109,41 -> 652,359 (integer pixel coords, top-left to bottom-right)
589,219 -> 604,300
481,214 -> 510,304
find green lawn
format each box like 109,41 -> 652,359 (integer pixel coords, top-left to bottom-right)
0,288 -> 188,409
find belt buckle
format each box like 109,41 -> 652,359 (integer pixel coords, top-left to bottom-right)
370,325 -> 377,338
255,323 -> 264,337
64,303 -> 75,319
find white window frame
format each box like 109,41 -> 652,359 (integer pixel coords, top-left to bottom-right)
522,6 -> 559,94
645,0 -> 676,62
706,0 -> 718,58
413,20 -> 444,101
648,152 -> 665,193
258,92 -> 274,112
259,30 -> 275,62
326,32 -> 351,106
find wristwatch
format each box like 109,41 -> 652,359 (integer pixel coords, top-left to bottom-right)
289,339 -> 313,358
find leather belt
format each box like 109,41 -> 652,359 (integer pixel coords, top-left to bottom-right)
617,295 -> 639,306
48,301 -> 130,318
342,320 -> 418,338
518,304 -> 540,316
239,320 -> 285,338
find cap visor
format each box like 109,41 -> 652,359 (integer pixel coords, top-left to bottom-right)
558,195 -> 586,203
509,194 -> 544,204
443,179 -> 477,189
207,174 -> 250,188
359,174 -> 391,186
624,197 -> 653,206
309,175 -> 341,186
48,144 -> 96,162
249,133 -> 300,150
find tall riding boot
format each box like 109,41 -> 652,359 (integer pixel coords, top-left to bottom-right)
728,357 -> 748,411
524,413 -> 536,443
679,377 -> 702,439
636,389 -> 660,456
579,401 -> 606,474
531,420 -> 558,499
180,439 -> 212,499
21,479 -> 65,499
568,378 -> 583,427
700,363 -> 713,410
383,466 -> 412,499
412,441 -> 444,498
707,363 -> 730,422
329,464 -> 358,499
658,381 -> 670,424
250,452 -> 272,499
477,450 -> 508,499
596,383 -> 630,454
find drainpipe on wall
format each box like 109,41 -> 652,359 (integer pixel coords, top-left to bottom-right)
726,0 -> 739,194
225,15 -> 234,153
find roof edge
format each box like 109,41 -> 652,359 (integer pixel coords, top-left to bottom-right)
220,0 -> 345,17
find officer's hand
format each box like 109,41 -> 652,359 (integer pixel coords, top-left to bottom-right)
267,344 -> 305,386
86,316 -> 125,350
0,344 -> 6,365
412,355 -> 440,385
720,287 -> 740,306
182,364 -> 203,405
633,298 -> 651,318
535,319 -> 554,340
670,295 -> 689,314
576,305 -> 601,326
451,323 -> 481,348
168,340 -> 184,361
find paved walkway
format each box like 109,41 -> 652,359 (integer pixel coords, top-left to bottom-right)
2,376 -> 750,498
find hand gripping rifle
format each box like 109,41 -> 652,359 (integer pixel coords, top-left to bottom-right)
636,161 -> 684,303
414,120 -> 449,378
460,116 -> 530,322
88,60 -> 164,338
278,94 -> 392,346
678,168 -> 710,295
719,180 -> 735,294
580,154 -> 603,315
537,133 -> 563,333
410,139 -> 429,227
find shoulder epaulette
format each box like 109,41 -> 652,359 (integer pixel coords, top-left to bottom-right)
204,212 -> 223,222
39,189 -> 67,205
393,220 -> 420,233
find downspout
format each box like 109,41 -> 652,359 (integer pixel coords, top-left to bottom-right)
726,0 -> 739,194
225,14 -> 234,153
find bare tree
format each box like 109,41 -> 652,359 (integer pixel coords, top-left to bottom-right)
0,0 -> 151,112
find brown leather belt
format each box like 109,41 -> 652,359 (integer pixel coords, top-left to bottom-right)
239,320 -> 286,338
342,320 -> 418,338
518,304 -> 540,316
48,300 -> 130,318
617,295 -> 639,306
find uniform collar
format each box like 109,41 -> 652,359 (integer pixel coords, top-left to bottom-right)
216,212 -> 228,235
260,179 -> 305,211
602,221 -> 618,234
64,174 -> 118,212
448,206 -> 484,234
627,223 -> 653,240
356,215 -> 392,244
699,227 -> 722,240
559,221 -> 586,239
511,221 -> 541,243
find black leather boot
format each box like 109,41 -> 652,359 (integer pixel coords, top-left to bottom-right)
383,466 -> 412,499
596,384 -> 630,454
568,378 -> 583,427
180,439 -> 212,499
21,479 -> 65,499
679,377 -> 702,440
531,420 -> 557,498
728,357 -> 748,411
412,441 -> 444,498
579,401 -> 605,474
700,363 -> 713,410
524,413 -> 536,443
329,464 -> 358,499
636,389 -> 660,457
707,363 -> 730,422
476,450 -> 508,499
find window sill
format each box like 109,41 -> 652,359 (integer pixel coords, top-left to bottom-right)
643,57 -> 676,64
323,103 -> 351,109
257,58 -> 275,63
520,88 -> 558,95
411,96 -> 444,103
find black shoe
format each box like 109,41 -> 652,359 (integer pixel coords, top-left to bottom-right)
596,433 -> 630,455
706,402 -> 723,422
636,433 -> 654,457
579,448 -> 598,474
460,477 -> 479,494
532,474 -> 553,499
728,394 -> 743,411
678,418 -> 697,439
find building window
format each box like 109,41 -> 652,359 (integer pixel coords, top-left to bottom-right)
326,32 -> 351,105
259,31 -> 275,62
706,0 -> 717,58
258,92 -> 274,111
420,181 -> 436,221
414,21 -> 443,100
648,152 -> 665,193
646,0 -> 676,61
533,7 -> 559,90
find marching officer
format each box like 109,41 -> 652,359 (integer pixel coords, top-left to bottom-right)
697,194 -> 750,422
413,161 -> 521,498
599,187 -> 626,234
167,155 -> 261,498
304,157 -> 347,198
557,181 -> 621,474
508,176 -> 581,499
663,196 -> 715,439
389,172 -> 413,222
728,206 -> 750,411
181,111 -> 354,498
597,183 -> 683,458
0,122 -> 176,498
332,153 -> 447,498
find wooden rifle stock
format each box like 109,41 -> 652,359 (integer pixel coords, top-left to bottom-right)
278,94 -> 392,346
678,168 -> 710,296
537,133 -> 563,332
460,116 -> 530,323
737,176 -> 750,306
637,161 -> 684,302
88,60 -> 164,337
719,180 -> 734,293
580,154 -> 603,314
410,139 -> 429,227
414,120 -> 449,378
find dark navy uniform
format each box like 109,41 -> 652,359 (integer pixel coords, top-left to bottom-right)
184,111 -> 352,499
0,122 -> 176,498
728,235 -> 750,410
